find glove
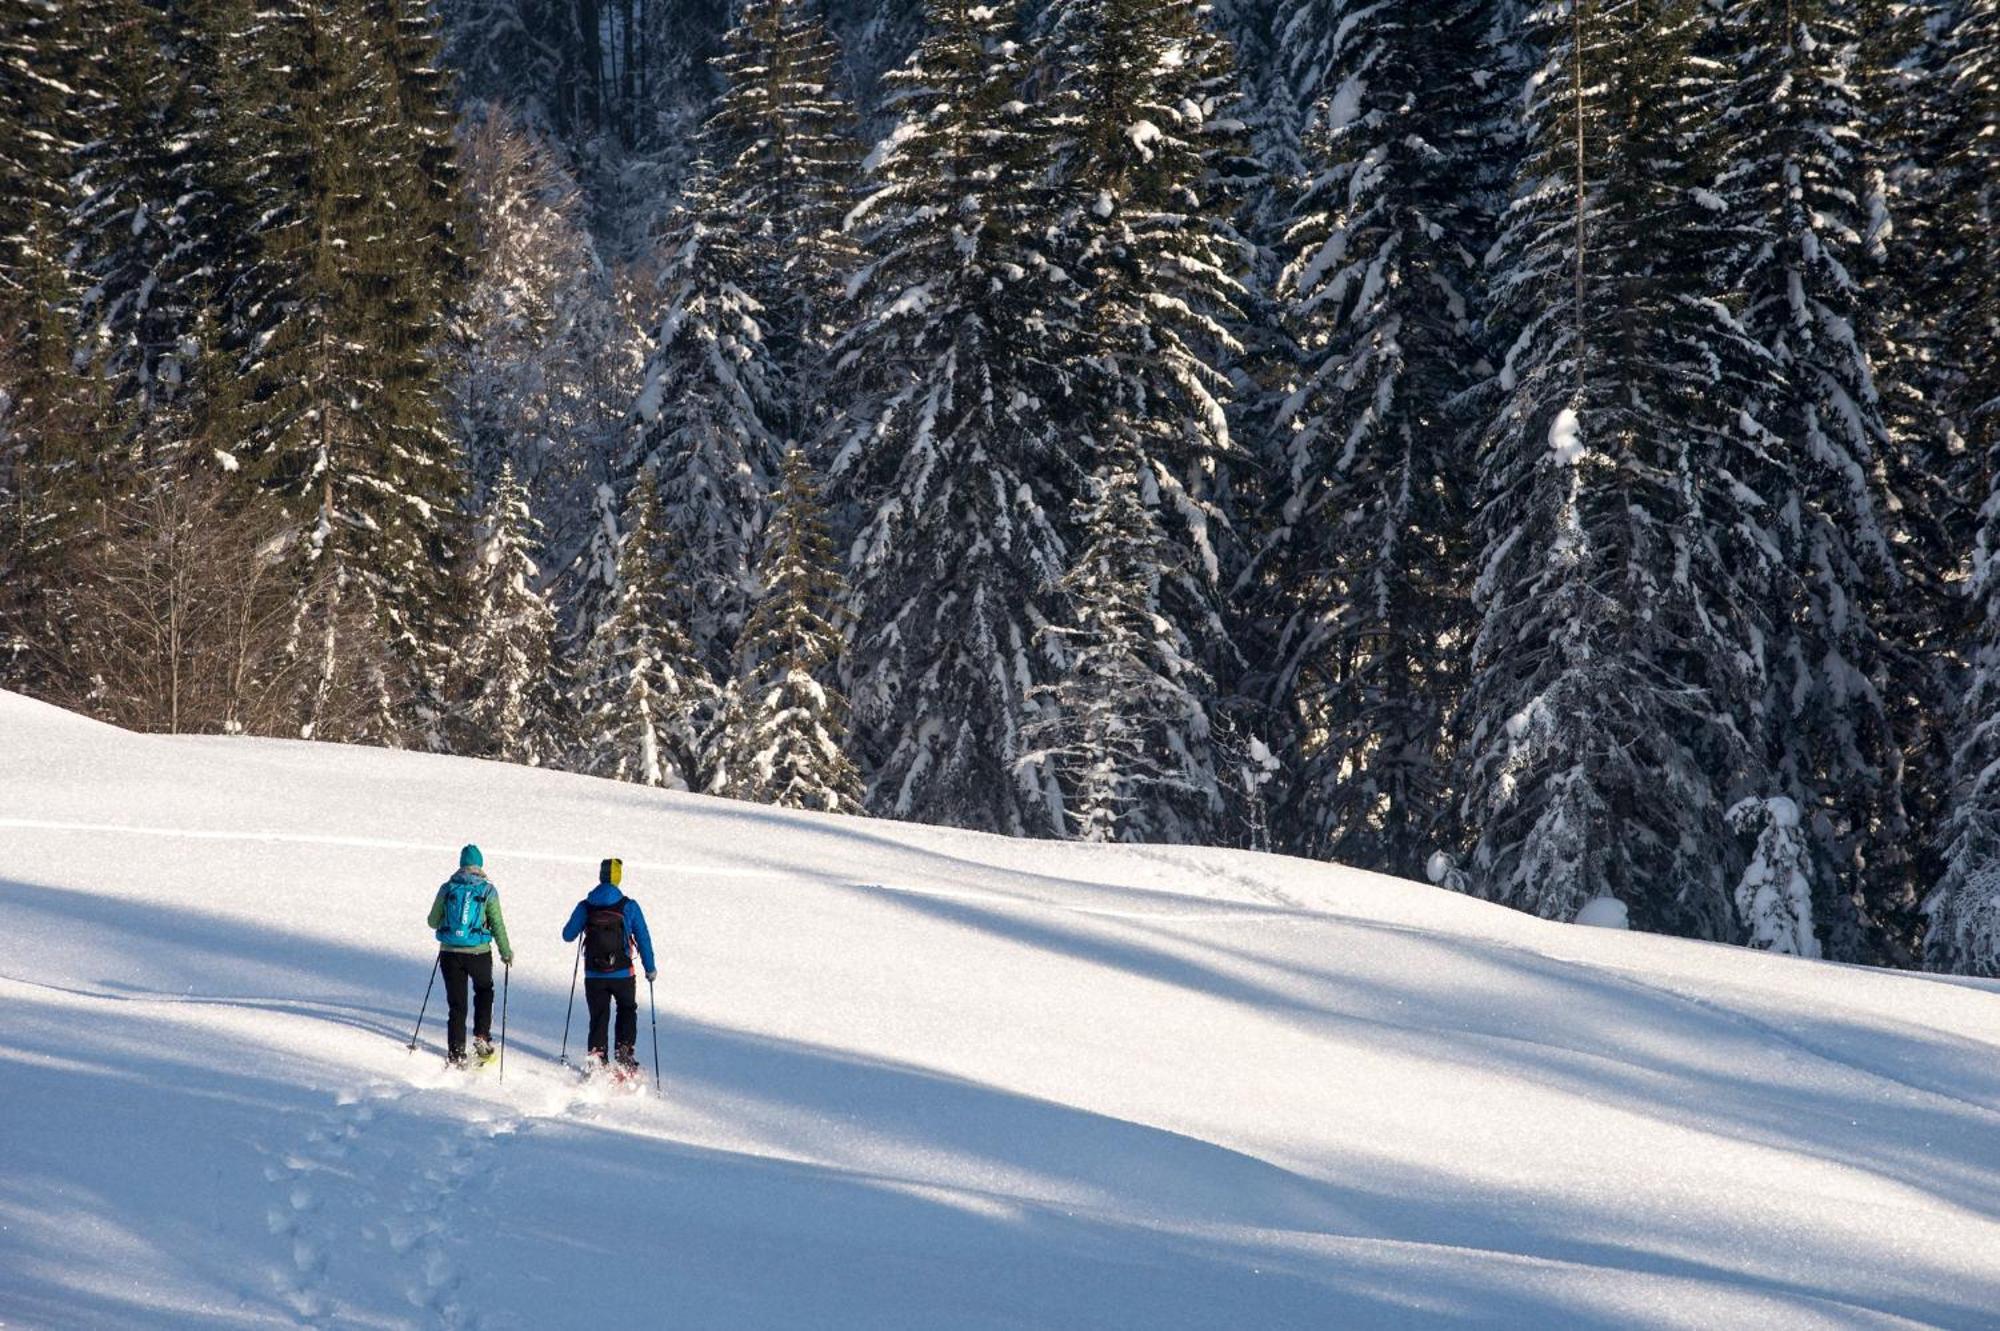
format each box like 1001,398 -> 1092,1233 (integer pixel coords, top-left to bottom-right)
502,953 -> 514,967
645,970 -> 657,983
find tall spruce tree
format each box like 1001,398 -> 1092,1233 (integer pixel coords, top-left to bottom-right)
573,472 -> 716,789
1848,0 -> 1964,963
1026,439 -> 1224,842
0,0 -> 114,687
1261,0 -> 1490,877
1935,0 -> 1998,477
1041,0 -> 1253,841
372,0 -> 463,222
1850,0 -> 1960,546
630,158 -> 784,670
1712,0 -> 1916,960
228,0 -> 467,744
1926,0 -> 2000,976
834,0 -> 1077,834
1453,0 -> 1777,937
570,480 -> 628,667
713,446 -> 863,812
458,462 -> 565,763
0,1 -> 84,305
705,0 -> 862,414
69,0 -> 224,424
1930,522 -> 2000,977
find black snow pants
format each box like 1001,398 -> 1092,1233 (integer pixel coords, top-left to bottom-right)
440,949 -> 495,1060
585,976 -> 639,1065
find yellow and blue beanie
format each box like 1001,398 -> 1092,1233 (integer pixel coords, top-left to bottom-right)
600,857 -> 623,887
460,844 -> 483,869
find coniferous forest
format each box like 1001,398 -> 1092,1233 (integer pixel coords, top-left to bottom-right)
1,0 -> 1995,973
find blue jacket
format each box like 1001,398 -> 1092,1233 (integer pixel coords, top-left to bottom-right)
562,883 -> 656,979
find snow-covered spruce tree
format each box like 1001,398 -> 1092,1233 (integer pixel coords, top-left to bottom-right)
1025,440 -> 1223,842
572,472 -> 717,789
629,157 -> 784,671
447,105 -> 629,564
1707,0 -> 1912,959
568,479 -> 628,670
1259,0 -> 1490,879
1175,0 -> 1307,353
1933,2 -> 1998,517
1924,2 -> 2000,976
1040,0 -> 1253,842
833,0 -> 1078,835
0,0 -> 119,690
1453,0 -> 1777,938
1928,0 -> 1999,678
1727,795 -> 1821,958
713,446 -> 863,813
0,0 -> 86,302
228,0 -> 467,745
1843,0 -> 1968,961
1848,0 -> 1963,542
68,0 -> 233,427
1929,494 -> 2000,976
370,0 -> 464,232
457,463 -> 565,764
705,0 -> 863,413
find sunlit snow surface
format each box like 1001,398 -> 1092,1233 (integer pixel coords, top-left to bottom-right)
2,690 -> 1997,1329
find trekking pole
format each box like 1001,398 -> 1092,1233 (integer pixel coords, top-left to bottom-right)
648,975 -> 662,1094
407,956 -> 440,1052
558,938 -> 581,1067
498,962 -> 511,1083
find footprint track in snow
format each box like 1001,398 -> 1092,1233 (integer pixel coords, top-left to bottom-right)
266,1068 -> 570,1328
260,1078 -> 409,1325
384,1084 -> 549,1329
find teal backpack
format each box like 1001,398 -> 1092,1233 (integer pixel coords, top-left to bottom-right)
436,875 -> 493,948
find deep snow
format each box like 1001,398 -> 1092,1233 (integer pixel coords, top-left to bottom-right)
2,690 -> 1997,1329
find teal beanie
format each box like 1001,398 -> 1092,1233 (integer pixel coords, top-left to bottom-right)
460,843 -> 483,869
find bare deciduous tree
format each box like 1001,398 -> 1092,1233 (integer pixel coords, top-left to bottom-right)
61,476 -> 307,736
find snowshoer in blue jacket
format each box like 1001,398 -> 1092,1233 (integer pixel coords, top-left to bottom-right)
427,844 -> 514,1067
561,858 -> 655,1074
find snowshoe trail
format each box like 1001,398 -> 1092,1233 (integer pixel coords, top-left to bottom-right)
258,1070 -> 565,1330
258,1083 -> 398,1324
400,1120 -> 486,1328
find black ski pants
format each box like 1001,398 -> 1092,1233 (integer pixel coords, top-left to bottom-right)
585,976 -> 638,1065
440,949 -> 494,1059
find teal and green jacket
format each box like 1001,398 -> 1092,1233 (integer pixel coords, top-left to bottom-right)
428,869 -> 514,963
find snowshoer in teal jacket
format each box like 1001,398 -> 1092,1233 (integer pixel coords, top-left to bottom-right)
427,844 -> 514,1066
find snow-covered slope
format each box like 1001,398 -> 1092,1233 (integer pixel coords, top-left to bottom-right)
2,692 -> 1997,1330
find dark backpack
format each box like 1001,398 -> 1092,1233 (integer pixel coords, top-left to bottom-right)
583,902 -> 629,973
